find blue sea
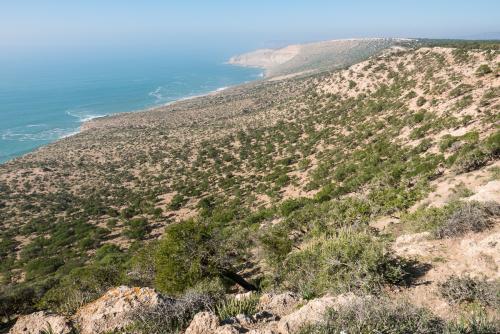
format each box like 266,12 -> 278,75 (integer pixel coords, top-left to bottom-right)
0,50 -> 261,163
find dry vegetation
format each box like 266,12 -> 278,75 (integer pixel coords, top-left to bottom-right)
0,40 -> 499,332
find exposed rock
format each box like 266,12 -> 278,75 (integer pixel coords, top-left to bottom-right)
233,313 -> 255,326
234,291 -> 255,301
215,324 -> 242,334
74,286 -> 165,334
9,311 -> 73,334
254,311 -> 278,322
467,180 -> 500,203
258,292 -> 301,317
185,293 -> 364,334
276,293 -> 361,334
185,312 -> 220,334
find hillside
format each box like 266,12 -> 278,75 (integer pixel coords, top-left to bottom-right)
228,38 -> 402,78
1,42 -> 499,333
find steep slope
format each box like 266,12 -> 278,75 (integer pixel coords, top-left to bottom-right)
1,43 -> 499,332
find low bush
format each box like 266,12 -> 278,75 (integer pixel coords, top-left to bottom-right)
435,201 -> 498,238
300,297 -> 444,334
215,294 -> 259,320
438,275 -> 499,308
445,305 -> 499,334
278,229 -> 408,298
449,84 -> 473,99
402,201 -> 499,238
453,147 -> 490,173
124,218 -> 150,240
131,290 -> 221,334
475,64 -> 492,77
416,96 -> 427,107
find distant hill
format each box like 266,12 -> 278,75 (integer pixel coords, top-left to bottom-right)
228,38 -> 410,78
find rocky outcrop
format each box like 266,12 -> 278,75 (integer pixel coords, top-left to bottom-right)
9,311 -> 73,334
74,286 -> 166,334
185,293 -> 361,334
276,294 -> 358,334
185,312 -> 220,334
258,292 -> 301,317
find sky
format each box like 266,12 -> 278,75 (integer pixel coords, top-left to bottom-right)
1,0 -> 499,57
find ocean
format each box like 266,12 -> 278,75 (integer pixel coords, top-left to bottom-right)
0,50 -> 262,163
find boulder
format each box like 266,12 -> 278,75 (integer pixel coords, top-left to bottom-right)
185,312 -> 220,334
9,311 -> 73,334
258,292 -> 301,317
276,293 -> 361,334
74,286 -> 165,334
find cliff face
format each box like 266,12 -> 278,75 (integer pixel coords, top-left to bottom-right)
1,42 -> 499,333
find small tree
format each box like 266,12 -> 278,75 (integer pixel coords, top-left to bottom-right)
155,219 -> 256,295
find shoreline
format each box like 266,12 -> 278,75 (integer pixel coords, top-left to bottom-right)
0,67 -> 264,165
79,74 -> 263,132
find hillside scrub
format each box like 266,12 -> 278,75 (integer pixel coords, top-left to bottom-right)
438,275 -> 500,308
154,219 -> 257,295
299,296 -> 499,334
400,201 -> 499,238
0,43 -> 498,327
274,229 -> 410,299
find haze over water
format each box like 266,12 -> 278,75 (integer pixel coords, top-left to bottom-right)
0,50 -> 261,163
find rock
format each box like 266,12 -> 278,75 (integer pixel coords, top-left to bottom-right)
74,286 -> 165,334
215,324 -> 242,334
185,312 -> 220,334
258,292 -> 301,317
247,330 -> 277,334
467,180 -> 500,203
235,313 -> 255,326
254,310 -> 278,322
234,291 -> 255,301
276,295 -> 336,333
276,293 -> 361,334
9,311 -> 73,334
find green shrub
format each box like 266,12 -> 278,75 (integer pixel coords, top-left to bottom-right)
445,305 -> 499,334
449,84 -> 473,99
280,198 -> 309,216
169,194 -> 186,210
440,135 -> 459,152
155,219 -> 255,295
215,294 -> 259,320
475,64 -> 492,77
300,297 -> 444,334
278,229 -> 408,298
439,275 -> 500,308
25,257 -> 64,280
401,205 -> 454,234
124,218 -> 149,240
416,96 -> 427,107
435,201 -> 498,238
38,264 -> 124,314
402,201 -> 498,238
453,147 -> 490,173
259,225 -> 293,266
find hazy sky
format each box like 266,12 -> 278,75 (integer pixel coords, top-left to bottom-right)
1,0 -> 499,56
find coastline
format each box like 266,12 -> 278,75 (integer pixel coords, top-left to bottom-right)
0,65 -> 264,164
80,74 -> 263,132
